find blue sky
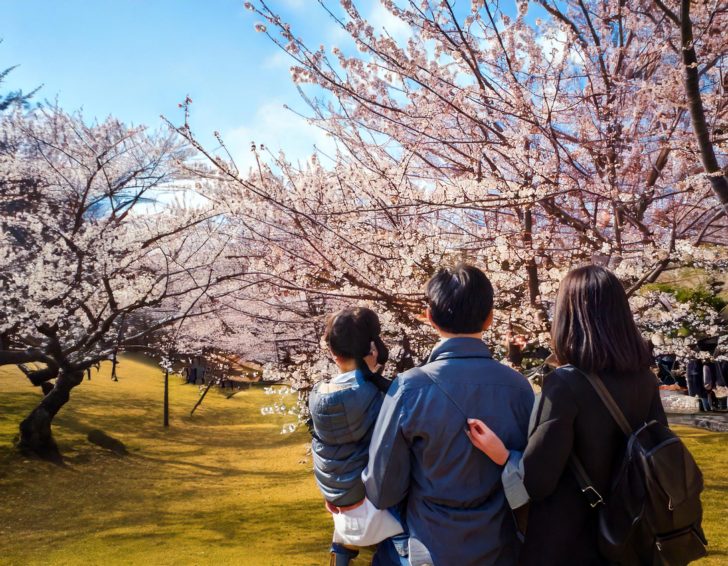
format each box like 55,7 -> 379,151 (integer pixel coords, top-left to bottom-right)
2,1 -> 532,169
2,0 -> 364,168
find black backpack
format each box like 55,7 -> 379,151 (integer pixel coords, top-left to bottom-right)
570,368 -> 708,565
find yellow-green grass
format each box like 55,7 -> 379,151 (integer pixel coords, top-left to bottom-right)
672,426 -> 728,565
0,354 -> 331,565
0,356 -> 726,565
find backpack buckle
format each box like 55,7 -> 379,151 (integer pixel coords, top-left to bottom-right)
582,485 -> 604,507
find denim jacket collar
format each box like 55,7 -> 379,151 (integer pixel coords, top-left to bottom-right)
427,337 -> 493,363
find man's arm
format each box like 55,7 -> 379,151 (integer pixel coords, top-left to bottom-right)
362,377 -> 411,509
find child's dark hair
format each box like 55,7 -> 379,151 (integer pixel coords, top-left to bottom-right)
324,307 -> 389,368
425,263 -> 494,334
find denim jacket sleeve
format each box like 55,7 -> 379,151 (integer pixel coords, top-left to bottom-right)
362,377 -> 410,509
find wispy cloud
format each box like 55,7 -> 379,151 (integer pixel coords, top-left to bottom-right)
368,2 -> 412,43
262,49 -> 292,70
221,99 -> 336,172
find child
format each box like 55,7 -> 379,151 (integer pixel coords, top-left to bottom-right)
309,307 -> 407,566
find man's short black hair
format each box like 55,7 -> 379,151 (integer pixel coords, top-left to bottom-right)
425,263 -> 494,334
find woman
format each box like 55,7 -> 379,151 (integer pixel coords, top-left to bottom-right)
308,306 -> 407,566
468,265 -> 666,565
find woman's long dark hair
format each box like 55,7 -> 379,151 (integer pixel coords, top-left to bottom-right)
551,265 -> 651,374
323,307 -> 389,369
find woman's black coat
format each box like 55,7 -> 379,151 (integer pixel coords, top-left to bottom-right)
511,365 -> 667,566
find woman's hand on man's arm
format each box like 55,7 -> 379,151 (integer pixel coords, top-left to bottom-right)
467,419 -> 530,509
466,418 -> 510,466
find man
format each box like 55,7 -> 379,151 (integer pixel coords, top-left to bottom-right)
362,264 -> 534,565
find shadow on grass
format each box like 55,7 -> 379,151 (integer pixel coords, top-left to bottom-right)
90,496 -> 333,557
0,360 -> 328,564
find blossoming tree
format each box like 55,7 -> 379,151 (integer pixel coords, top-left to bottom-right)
177,0 -> 727,391
0,107 -> 245,458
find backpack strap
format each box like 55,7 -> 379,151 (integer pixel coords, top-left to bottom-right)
571,366 -> 633,436
570,455 -> 604,507
567,366 -> 635,508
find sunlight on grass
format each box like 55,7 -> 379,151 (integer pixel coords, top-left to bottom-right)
0,357 -> 725,565
672,425 -> 728,565
0,355 -> 330,566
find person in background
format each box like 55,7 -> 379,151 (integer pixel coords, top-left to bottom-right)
308,307 -> 407,566
468,265 -> 667,565
363,264 -> 535,566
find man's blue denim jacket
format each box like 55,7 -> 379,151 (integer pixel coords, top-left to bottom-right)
362,337 -> 534,566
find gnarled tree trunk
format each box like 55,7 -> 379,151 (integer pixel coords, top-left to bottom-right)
18,369 -> 84,460
678,0 -> 728,216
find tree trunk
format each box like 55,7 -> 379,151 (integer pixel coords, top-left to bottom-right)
190,379 -> 215,416
680,0 -> 728,215
523,206 -> 549,326
523,208 -> 540,306
111,350 -> 119,381
163,367 -> 169,428
17,369 -> 84,461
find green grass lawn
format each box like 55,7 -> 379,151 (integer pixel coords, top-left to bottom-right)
0,355 -> 726,565
0,355 -> 330,565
